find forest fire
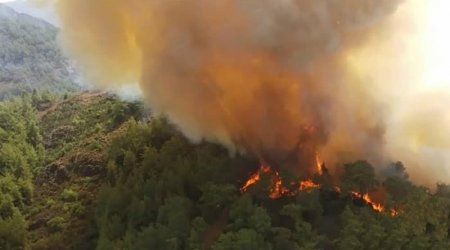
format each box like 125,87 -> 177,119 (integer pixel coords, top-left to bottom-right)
350,192 -> 399,216
299,180 -> 320,190
241,162 -> 398,215
240,163 -> 290,199
240,164 -> 271,192
351,192 -> 384,212
240,163 -> 321,198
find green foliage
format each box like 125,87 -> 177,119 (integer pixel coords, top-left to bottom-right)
64,201 -> 86,217
213,228 -> 269,250
340,160 -> 379,194
188,217 -> 208,250
42,93 -> 142,163
47,216 -> 68,232
94,117 -> 253,249
334,207 -> 364,250
0,211 -> 28,250
60,188 -> 78,202
0,94 -> 44,247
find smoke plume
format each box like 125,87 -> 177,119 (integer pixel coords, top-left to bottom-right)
50,0 -> 449,183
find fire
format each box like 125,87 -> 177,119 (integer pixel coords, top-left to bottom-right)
240,163 -> 290,199
269,168 -> 290,199
299,180 -> 320,190
240,164 -> 271,192
241,161 -> 399,216
315,152 -> 323,175
351,191 -> 399,215
240,163 -> 321,198
351,191 -> 384,212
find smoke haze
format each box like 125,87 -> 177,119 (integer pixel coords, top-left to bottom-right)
51,0 -> 449,184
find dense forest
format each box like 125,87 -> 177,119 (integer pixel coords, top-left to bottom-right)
0,4 -> 78,99
0,91 -> 448,250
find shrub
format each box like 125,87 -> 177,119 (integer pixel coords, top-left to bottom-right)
47,216 -> 67,232
60,188 -> 78,202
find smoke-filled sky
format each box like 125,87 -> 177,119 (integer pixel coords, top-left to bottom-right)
47,0 -> 449,185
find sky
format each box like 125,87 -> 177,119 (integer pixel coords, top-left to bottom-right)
0,0 -> 58,26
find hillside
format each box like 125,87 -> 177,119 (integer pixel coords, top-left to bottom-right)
0,4 -> 78,99
0,91 -> 449,250
0,91 -> 143,249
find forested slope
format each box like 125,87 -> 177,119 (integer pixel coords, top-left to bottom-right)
0,91 -> 449,250
0,4 -> 78,99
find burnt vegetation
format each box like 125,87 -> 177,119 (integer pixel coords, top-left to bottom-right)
0,92 -> 448,250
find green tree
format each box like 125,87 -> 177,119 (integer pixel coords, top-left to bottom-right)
270,227 -> 300,250
340,160 -> 378,194
358,209 -> 386,250
157,196 -> 193,241
213,229 -> 269,250
0,210 -> 28,250
334,207 -> 364,250
188,217 -> 209,250
280,204 -> 320,249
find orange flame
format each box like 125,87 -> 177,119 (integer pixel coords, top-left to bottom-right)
299,179 -> 320,190
269,168 -> 290,199
240,160 -> 399,216
240,164 -> 271,192
315,152 -> 323,175
351,191 -> 386,213
241,163 -> 320,198
240,163 -> 290,198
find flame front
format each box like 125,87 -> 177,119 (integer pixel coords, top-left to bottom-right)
299,180 -> 320,190
240,163 -> 321,198
350,191 -> 399,215
241,161 -> 399,216
351,192 -> 384,212
240,163 -> 290,199
240,164 -> 271,192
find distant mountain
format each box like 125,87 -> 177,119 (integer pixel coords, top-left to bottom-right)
0,3 -> 79,99
5,0 -> 59,26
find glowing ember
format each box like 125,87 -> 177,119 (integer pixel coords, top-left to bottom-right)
390,209 -> 399,216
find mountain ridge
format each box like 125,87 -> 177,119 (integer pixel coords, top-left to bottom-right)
0,3 -> 79,99
0,3 -> 53,27
3,0 -> 58,26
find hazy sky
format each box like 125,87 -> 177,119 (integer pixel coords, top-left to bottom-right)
1,0 -> 59,26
